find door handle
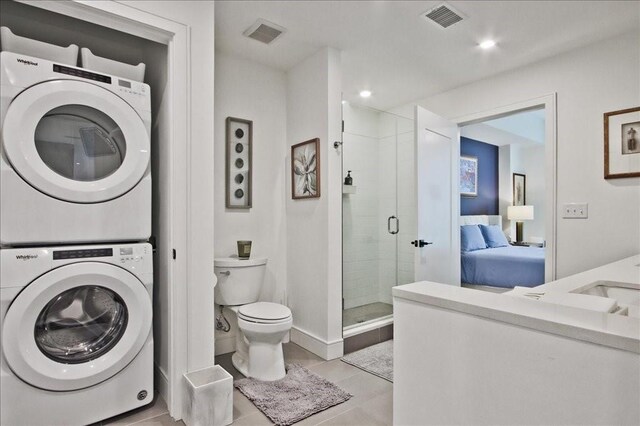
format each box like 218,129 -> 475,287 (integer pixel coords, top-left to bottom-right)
388,216 -> 399,235
411,239 -> 432,247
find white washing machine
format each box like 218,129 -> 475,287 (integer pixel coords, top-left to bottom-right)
0,243 -> 153,426
0,51 -> 151,246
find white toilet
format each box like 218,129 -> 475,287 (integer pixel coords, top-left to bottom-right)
214,257 -> 292,381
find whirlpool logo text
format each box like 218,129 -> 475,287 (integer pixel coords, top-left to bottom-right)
15,254 -> 38,260
17,58 -> 38,66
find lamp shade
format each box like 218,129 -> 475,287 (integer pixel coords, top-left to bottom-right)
507,205 -> 534,221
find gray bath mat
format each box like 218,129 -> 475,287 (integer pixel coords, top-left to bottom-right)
234,363 -> 352,426
341,340 -> 393,382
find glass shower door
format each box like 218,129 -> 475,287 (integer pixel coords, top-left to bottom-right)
342,103 -> 414,330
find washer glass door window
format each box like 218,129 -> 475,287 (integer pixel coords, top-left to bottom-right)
35,285 -> 128,364
34,105 -> 127,182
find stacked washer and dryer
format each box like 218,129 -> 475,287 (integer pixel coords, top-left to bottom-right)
0,43 -> 154,426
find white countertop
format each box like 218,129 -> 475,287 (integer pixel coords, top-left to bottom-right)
393,255 -> 640,353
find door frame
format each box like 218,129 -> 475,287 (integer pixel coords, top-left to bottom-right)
18,0 -> 193,418
454,93 -> 558,282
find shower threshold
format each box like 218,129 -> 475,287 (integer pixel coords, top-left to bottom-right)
343,302 -> 393,340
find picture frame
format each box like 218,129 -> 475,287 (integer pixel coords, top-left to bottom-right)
291,138 -> 320,199
604,107 -> 640,179
459,155 -> 478,197
513,173 -> 526,206
226,117 -> 252,209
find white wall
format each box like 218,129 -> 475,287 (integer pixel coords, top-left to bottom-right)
403,30 -> 640,277
213,52 -> 287,354
511,144 -> 546,242
498,145 -> 512,232
286,47 -> 343,359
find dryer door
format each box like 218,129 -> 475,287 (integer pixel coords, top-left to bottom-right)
2,80 -> 149,203
2,262 -> 151,391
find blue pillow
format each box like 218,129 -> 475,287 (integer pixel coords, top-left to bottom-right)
460,225 -> 487,252
479,224 -> 509,248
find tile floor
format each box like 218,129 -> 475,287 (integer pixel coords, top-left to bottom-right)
103,342 -> 392,425
342,302 -> 393,328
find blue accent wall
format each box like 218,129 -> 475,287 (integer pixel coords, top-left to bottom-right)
460,137 -> 499,215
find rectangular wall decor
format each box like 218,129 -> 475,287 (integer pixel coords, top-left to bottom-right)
226,117 -> 252,208
513,173 -> 526,206
460,155 -> 478,197
604,107 -> 640,179
291,138 -> 320,199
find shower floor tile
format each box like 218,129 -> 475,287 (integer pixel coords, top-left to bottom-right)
343,302 -> 393,328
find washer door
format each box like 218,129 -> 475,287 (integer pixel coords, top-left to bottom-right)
2,262 -> 151,391
2,80 -> 149,203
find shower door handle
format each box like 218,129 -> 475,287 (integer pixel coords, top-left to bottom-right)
388,216 -> 399,235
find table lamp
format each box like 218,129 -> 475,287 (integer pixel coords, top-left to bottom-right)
507,205 -> 534,243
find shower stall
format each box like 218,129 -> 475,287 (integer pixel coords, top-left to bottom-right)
341,103 -> 415,332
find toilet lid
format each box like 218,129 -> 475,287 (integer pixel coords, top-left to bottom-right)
238,302 -> 291,322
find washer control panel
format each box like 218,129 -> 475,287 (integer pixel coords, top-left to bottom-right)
49,244 -> 151,267
53,248 -> 113,260
118,245 -> 149,265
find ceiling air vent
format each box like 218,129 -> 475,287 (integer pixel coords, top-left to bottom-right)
422,3 -> 465,29
243,19 -> 286,45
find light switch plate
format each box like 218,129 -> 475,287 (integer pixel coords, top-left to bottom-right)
563,203 -> 588,218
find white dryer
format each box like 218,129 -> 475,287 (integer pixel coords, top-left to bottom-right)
0,243 -> 153,426
0,51 -> 151,246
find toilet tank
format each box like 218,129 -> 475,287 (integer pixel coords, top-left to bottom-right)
214,257 -> 267,306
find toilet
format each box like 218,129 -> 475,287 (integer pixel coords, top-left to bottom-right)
214,257 -> 292,381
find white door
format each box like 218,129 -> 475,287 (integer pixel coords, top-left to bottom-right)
413,106 -> 460,285
2,262 -> 152,391
2,80 -> 149,203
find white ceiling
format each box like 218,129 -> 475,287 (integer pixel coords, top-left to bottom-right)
215,1 -> 640,110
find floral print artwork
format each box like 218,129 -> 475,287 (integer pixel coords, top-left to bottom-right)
292,139 -> 320,198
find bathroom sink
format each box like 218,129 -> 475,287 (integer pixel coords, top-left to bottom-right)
573,281 -> 640,318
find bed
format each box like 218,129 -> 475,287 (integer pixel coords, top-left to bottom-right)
460,215 -> 545,289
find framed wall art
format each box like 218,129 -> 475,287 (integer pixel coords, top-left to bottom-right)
226,117 -> 252,208
513,173 -> 526,206
460,155 -> 478,197
291,138 -> 320,199
604,107 -> 640,179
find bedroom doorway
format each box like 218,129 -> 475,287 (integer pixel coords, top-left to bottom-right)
456,94 -> 557,290
341,102 -> 415,334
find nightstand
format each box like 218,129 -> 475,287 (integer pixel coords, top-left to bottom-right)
510,241 -> 544,247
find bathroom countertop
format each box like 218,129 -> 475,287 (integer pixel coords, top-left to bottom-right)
392,254 -> 640,353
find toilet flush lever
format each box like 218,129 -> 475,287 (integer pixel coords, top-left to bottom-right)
219,270 -> 231,276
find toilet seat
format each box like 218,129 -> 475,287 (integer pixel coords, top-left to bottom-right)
238,302 -> 291,324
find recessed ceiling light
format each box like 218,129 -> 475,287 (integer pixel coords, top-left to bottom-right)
341,100 -> 347,104
479,40 -> 496,49
359,90 -> 372,98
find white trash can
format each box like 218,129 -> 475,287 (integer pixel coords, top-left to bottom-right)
183,365 -> 233,426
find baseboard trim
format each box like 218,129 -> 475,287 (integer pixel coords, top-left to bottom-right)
154,363 -> 169,408
290,326 -> 343,360
214,334 -> 236,356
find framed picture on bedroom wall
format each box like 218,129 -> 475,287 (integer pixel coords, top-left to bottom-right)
604,106 -> 640,179
460,156 -> 478,197
513,173 -> 526,206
